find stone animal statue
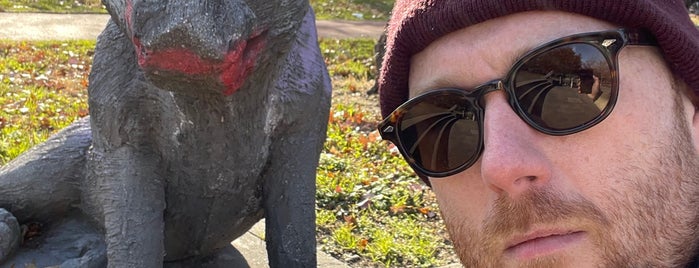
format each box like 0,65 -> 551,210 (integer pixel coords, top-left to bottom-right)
0,0 -> 331,267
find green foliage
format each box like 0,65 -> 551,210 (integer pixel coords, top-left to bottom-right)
0,40 -> 92,165
317,39 -> 455,267
320,38 -> 376,79
0,0 -> 105,13
311,0 -> 394,21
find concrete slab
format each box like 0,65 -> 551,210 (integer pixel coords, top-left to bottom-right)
0,12 -> 385,41
231,219 -> 350,268
315,20 -> 385,39
0,13 -> 109,40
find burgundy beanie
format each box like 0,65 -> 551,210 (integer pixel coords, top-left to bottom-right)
379,0 -> 699,119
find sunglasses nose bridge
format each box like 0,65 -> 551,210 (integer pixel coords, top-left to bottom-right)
476,79 -> 505,97
472,79 -> 506,107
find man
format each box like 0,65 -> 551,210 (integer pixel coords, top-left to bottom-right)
377,0 -> 699,267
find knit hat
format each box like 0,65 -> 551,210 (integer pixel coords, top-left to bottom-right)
379,0 -> 699,119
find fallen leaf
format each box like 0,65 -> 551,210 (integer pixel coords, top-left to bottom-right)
390,205 -> 405,215
418,207 -> 431,215
343,214 -> 356,225
357,238 -> 368,250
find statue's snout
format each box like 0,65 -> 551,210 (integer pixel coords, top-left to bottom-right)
124,0 -> 267,95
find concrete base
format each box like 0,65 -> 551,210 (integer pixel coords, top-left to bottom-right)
2,219 -> 347,268
231,219 -> 349,268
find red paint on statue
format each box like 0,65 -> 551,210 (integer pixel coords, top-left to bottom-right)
220,32 -> 267,95
132,36 -> 266,95
124,0 -> 266,95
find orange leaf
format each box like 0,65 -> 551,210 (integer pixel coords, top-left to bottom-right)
39,117 -> 52,130
368,130 -> 380,142
343,215 -> 356,225
358,135 -> 369,148
351,112 -> 364,123
418,207 -> 431,215
348,83 -> 357,93
328,112 -> 335,124
358,238 -> 369,250
390,205 -> 406,214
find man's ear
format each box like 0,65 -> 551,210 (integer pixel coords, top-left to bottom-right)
674,74 -> 699,152
689,89 -> 699,153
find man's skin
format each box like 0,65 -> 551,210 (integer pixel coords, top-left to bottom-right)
409,11 -> 699,267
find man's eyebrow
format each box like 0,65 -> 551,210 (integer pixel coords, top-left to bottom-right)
414,76 -> 462,94
507,45 -> 535,69
413,43 -> 537,95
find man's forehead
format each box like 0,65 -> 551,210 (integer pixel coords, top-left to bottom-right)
407,11 -> 616,97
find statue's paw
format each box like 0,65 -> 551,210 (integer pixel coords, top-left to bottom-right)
0,208 -> 21,261
58,249 -> 107,268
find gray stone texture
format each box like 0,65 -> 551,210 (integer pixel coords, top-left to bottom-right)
0,0 -> 331,267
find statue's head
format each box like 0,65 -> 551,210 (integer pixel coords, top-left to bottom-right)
102,0 -> 308,96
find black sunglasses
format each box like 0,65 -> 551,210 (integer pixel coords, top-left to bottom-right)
378,29 -> 657,178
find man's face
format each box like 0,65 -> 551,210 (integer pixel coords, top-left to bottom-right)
408,11 -> 699,267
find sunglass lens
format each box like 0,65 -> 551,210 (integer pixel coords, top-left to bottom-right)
398,92 -> 481,174
513,43 -> 613,130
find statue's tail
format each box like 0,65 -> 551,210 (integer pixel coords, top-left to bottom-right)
0,117 -> 91,223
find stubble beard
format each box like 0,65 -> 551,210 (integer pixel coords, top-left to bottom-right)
443,93 -> 699,267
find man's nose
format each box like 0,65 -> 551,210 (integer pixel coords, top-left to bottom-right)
478,91 -> 553,199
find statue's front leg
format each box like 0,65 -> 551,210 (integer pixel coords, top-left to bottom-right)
262,7 -> 331,263
0,118 -> 91,266
0,208 -> 20,262
87,146 -> 165,267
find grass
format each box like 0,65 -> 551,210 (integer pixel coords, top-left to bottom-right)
0,41 -> 91,164
311,0 -> 393,21
0,0 -> 104,13
317,39 -> 455,267
0,0 -> 394,21
0,38 -> 456,267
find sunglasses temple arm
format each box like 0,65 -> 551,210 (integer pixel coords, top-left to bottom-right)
401,110 -> 453,129
625,29 -> 657,46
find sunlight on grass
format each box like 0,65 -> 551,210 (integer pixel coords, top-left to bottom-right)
0,40 -> 92,164
0,0 -> 105,13
316,38 -> 456,267
310,0 -> 393,21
